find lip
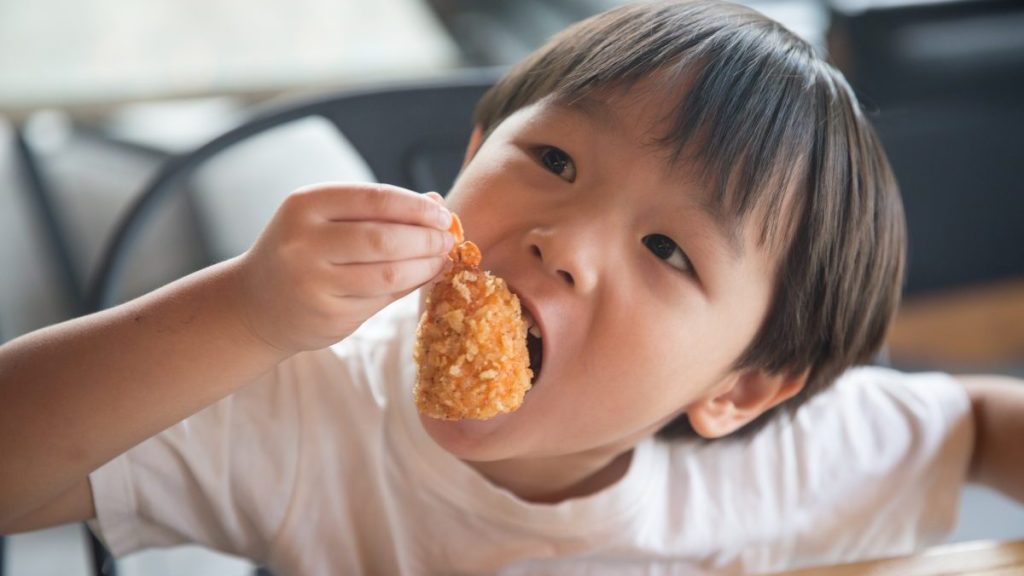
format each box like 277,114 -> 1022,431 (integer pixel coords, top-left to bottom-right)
507,285 -> 547,386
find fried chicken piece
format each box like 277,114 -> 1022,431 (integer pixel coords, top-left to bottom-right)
414,214 -> 533,420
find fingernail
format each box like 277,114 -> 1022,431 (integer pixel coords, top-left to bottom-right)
436,207 -> 452,229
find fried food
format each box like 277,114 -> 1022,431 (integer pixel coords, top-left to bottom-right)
414,214 -> 533,420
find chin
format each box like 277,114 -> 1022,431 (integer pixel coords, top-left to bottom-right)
418,410 -> 526,462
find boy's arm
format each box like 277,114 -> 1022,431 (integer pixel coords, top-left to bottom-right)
962,374 -> 1024,504
0,260 -> 287,531
3,479 -> 94,534
0,184 -> 452,533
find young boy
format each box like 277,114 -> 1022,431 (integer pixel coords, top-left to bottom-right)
2,1 -> 1022,573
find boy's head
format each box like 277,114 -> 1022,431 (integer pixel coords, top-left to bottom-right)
420,0 -> 905,460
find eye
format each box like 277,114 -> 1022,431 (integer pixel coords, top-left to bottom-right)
643,234 -> 692,274
537,146 -> 577,182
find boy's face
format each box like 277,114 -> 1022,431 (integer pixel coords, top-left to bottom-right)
418,83 -> 781,462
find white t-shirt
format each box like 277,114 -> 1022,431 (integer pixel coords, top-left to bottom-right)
89,292 -> 974,575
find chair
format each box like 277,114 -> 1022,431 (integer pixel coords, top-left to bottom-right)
1,118 -> 96,576
83,68 -> 500,574
829,0 -> 1024,296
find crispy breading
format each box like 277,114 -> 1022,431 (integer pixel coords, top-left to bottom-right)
414,214 -> 533,420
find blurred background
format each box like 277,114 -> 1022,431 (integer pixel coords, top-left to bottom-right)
1,0 -> 1022,573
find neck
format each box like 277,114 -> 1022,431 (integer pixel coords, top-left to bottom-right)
466,444 -> 636,504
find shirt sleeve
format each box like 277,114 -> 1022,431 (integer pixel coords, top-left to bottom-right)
87,357 -> 304,564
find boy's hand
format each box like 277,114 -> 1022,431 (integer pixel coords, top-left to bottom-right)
964,375 -> 1024,506
237,183 -> 454,354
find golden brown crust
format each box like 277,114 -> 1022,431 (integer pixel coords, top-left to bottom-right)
413,215 -> 532,420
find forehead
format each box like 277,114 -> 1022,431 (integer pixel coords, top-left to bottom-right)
555,79 -> 685,145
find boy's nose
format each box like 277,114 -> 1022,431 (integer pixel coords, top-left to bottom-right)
526,230 -> 600,293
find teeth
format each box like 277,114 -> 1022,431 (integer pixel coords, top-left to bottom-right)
522,307 -> 542,339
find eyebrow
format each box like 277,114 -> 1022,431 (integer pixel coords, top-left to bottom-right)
562,95 -> 620,132
691,197 -> 744,260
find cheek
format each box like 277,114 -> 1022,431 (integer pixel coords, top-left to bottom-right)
449,146 -> 515,198
445,171 -> 508,241
580,306 -> 732,418
448,143 -> 535,210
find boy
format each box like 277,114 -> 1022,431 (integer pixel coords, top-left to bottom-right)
2,1 -> 1022,573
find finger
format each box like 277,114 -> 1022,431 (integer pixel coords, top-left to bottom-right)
299,183 -> 452,230
331,256 -> 447,297
341,258 -> 450,320
319,222 -> 455,264
424,191 -> 446,205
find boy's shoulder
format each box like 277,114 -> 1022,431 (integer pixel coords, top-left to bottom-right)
781,366 -> 971,457
667,365 -> 972,506
679,365 -> 971,466
826,365 -> 968,424
658,366 -> 973,564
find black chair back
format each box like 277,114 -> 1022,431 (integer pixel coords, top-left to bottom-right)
831,0 -> 1024,295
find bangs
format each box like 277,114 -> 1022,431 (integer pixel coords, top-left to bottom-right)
478,0 -> 827,252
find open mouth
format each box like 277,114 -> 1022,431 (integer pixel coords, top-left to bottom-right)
520,306 -> 544,385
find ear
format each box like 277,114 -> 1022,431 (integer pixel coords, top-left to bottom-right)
687,369 -> 808,439
462,125 -> 485,168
